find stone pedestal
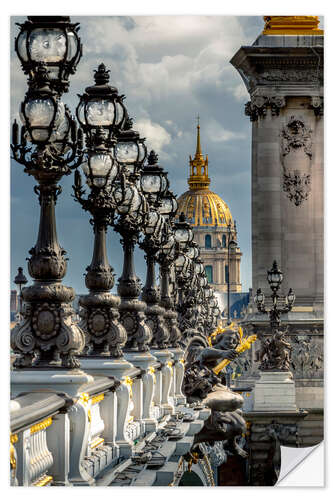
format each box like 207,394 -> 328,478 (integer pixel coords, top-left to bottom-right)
253,371 -> 297,412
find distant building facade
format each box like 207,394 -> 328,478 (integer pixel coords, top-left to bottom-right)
176,120 -> 247,317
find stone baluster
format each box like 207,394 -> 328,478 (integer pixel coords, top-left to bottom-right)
67,395 -> 94,486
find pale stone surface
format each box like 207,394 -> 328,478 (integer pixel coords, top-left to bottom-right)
253,371 -> 297,412
11,369 -> 94,399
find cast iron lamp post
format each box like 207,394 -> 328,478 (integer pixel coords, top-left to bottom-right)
154,187 -> 182,348
139,151 -> 171,349
226,222 -> 237,323
110,121 -> 152,351
254,260 -> 295,329
14,267 -> 28,321
11,17 -> 85,369
73,64 -> 127,358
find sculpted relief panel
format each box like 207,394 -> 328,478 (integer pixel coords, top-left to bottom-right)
280,115 -> 313,207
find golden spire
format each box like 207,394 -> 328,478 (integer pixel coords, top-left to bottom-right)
188,117 -> 210,191
263,16 -> 323,35
196,114 -> 202,156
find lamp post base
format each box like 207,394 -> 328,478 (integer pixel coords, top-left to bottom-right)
11,283 -> 85,369
119,298 -> 152,351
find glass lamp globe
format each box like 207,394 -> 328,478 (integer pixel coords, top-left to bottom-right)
81,152 -> 118,189
175,254 -> 186,271
77,64 -> 127,145
113,183 -> 142,215
159,192 -> 178,218
254,288 -> 265,305
267,260 -> 283,290
19,68 -> 59,145
287,288 -> 296,306
145,210 -> 163,236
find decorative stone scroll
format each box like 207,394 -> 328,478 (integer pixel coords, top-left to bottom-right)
245,96 -> 286,121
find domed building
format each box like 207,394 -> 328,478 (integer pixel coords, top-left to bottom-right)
176,120 -> 242,304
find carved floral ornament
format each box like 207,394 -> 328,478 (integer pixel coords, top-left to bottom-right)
245,95 -> 324,122
280,115 -> 313,207
245,96 -> 286,121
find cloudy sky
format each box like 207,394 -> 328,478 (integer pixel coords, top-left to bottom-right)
10,15 -> 277,294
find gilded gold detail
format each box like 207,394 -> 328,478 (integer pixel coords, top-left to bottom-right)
10,442 -> 16,470
149,366 -> 156,384
188,118 -> 210,191
10,433 -> 18,444
177,190 -> 232,228
263,16 -> 323,35
177,118 -> 233,227
90,437 -> 104,449
79,392 -> 90,405
34,475 -> 53,487
212,326 -> 257,375
91,393 -> 104,405
30,417 -> 52,435
124,376 -> 133,398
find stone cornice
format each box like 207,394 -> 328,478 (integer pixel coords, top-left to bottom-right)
230,45 -> 323,94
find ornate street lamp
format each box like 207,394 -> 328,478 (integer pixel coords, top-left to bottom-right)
158,189 -> 178,220
137,150 -> 173,348
156,228 -> 182,349
254,260 -> 295,329
174,212 -> 194,248
254,261 -> 296,371
140,208 -> 170,349
113,176 -> 152,352
15,16 -> 82,94
114,118 -> 147,176
14,267 -> 28,321
11,19 -> 85,369
226,222 -> 237,322
76,63 -> 127,146
73,65 -> 127,358
140,150 -> 168,205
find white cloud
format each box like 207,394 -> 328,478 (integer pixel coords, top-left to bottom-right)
206,119 -> 246,142
135,118 -> 172,156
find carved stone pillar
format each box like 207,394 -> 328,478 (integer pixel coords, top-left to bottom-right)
231,25 -> 324,412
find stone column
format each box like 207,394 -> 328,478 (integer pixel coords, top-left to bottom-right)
231,26 -> 324,411
231,33 -> 323,311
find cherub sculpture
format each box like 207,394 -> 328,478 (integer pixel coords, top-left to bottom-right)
182,325 -> 256,456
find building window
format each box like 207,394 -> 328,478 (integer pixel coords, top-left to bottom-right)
222,234 -> 227,247
225,264 -> 229,284
205,234 -> 212,248
205,265 -> 213,283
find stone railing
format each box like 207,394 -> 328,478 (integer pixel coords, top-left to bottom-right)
10,354 -> 210,487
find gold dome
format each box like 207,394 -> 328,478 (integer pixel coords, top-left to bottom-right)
176,118 -> 233,227
177,189 -> 233,227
